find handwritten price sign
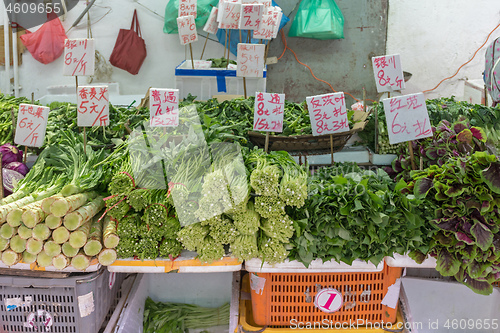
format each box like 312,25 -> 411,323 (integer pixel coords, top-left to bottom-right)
382,93 -> 432,144
306,92 -> 349,136
63,39 -> 95,76
372,54 -> 405,93
253,92 -> 284,132
14,104 -> 49,148
203,7 -> 219,34
179,0 -> 197,18
149,88 -> 179,127
239,4 -> 263,30
237,43 -> 265,77
177,15 -> 198,45
77,86 -> 110,127
218,1 -> 241,30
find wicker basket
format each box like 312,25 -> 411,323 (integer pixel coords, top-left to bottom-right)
248,110 -> 369,155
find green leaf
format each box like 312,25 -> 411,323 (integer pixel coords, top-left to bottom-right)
436,249 -> 461,276
480,161 -> 500,194
470,222 -> 493,251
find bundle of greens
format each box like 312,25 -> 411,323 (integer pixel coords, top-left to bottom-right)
288,163 -> 434,267
409,151 -> 500,295
143,298 -> 229,333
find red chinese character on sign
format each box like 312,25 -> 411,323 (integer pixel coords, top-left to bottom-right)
332,119 -> 348,131
152,90 -> 161,102
98,87 -> 109,101
34,107 -> 45,120
27,106 -> 34,116
153,103 -> 163,116
20,105 -> 27,115
388,56 -> 396,69
406,95 -> 422,109
272,106 -> 283,115
89,87 -> 97,100
90,103 -> 99,113
255,118 -> 269,131
79,101 -> 88,114
310,97 -> 321,108
389,98 -> 407,113
244,6 -> 254,14
374,57 -> 388,69
164,92 -> 177,103
269,94 -> 281,104
316,120 -> 333,134
414,119 -> 431,137
79,88 -> 88,99
332,107 -> 346,117
27,119 -> 34,130
322,95 -> 334,106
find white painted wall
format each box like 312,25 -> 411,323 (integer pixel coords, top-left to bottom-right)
2,0 -> 500,103
386,0 -> 500,102
0,0 -> 229,101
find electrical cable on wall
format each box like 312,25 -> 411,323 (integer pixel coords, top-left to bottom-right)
423,21 -> 500,93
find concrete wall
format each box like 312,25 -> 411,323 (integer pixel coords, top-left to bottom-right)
1,0 -> 500,104
386,0 -> 500,101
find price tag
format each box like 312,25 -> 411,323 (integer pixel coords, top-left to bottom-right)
63,39 -> 95,76
382,93 -> 432,144
203,7 -> 219,34
77,86 -> 110,127
14,104 -> 49,148
237,43 -> 265,77
253,92 -> 284,132
372,54 -> 405,93
239,4 -> 263,30
179,0 -> 197,18
306,92 -> 349,136
149,88 -> 179,127
253,13 -> 274,39
177,15 -> 198,45
218,1 -> 241,29
270,7 -> 282,38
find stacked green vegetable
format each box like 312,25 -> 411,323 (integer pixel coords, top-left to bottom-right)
143,298 -> 229,333
0,132 -> 116,269
288,163 -> 435,267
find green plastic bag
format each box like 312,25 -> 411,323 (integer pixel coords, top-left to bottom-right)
163,0 -> 218,34
288,0 -> 344,40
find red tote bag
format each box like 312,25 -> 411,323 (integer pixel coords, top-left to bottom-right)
109,9 -> 147,75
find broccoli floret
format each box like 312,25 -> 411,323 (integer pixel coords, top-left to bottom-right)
261,214 -> 295,243
197,236 -> 225,263
254,195 -> 286,218
177,223 -> 209,251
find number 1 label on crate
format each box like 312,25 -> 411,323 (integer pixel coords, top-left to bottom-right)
306,92 -> 349,136
14,104 -> 49,148
77,86 -> 109,127
237,43 -> 265,77
253,92 -> 284,132
314,288 -> 343,313
382,92 -> 432,144
150,88 -> 179,127
63,39 -> 95,76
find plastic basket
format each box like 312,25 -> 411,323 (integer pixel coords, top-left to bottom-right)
249,263 -> 402,327
0,268 -> 125,333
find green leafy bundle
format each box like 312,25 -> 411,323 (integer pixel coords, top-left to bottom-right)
409,151 -> 500,295
289,163 -> 434,267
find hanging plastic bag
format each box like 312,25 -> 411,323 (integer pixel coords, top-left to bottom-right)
109,9 -> 147,75
288,0 -> 344,40
484,37 -> 500,106
163,0 -> 218,34
19,13 -> 67,64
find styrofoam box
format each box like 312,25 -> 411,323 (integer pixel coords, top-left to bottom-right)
0,259 -> 101,272
400,277 -> 500,333
175,60 -> 267,101
385,253 -> 437,268
244,258 -> 384,273
292,146 -> 370,165
111,273 -> 233,333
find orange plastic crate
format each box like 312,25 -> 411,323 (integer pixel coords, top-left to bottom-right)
250,263 -> 402,327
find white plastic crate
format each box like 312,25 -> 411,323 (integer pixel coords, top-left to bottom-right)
175,60 -> 267,101
0,269 -> 125,333
110,272 -> 234,333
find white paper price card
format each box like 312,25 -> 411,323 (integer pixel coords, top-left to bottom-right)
306,92 -> 349,136
271,8 -> 282,38
179,0 -> 197,18
177,15 -> 198,45
63,39 -> 95,76
372,54 -> 405,93
239,4 -> 263,30
253,92 -> 284,132
149,88 -> 179,127
253,13 -> 274,39
218,1 -> 241,30
237,43 -> 265,77
77,86 -> 110,127
203,7 -> 219,34
382,92 -> 432,144
14,104 -> 49,148
78,292 -> 95,318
